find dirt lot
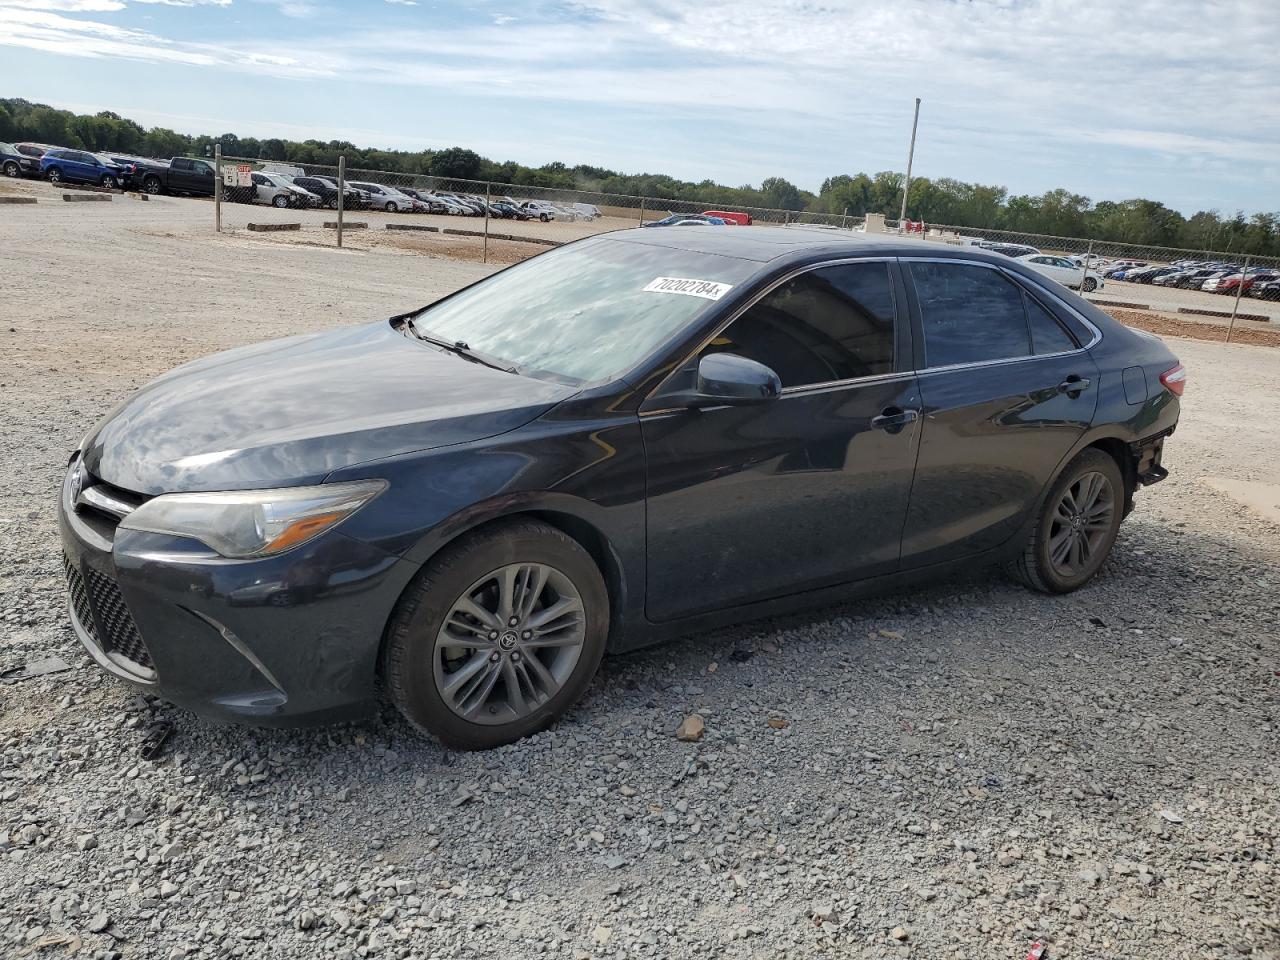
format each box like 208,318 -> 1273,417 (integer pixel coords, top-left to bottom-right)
0,194 -> 1277,960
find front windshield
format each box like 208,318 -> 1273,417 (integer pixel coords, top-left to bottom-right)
412,237 -> 756,384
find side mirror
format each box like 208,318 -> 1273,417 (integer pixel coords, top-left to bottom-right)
663,353 -> 782,409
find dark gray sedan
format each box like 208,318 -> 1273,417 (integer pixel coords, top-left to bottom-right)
59,228 -> 1183,749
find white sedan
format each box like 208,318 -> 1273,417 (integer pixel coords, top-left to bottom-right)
1017,254 -> 1103,293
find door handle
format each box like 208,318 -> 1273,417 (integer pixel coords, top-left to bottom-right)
1058,376 -> 1092,397
870,407 -> 920,433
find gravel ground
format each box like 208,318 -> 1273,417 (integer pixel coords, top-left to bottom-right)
1,199 -> 1277,960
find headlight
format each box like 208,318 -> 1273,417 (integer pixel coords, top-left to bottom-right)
118,481 -> 386,558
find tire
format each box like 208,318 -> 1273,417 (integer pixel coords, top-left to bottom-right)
1082,277 -> 1098,293
143,176 -> 162,195
327,197 -> 339,210
1009,448 -> 1124,594
47,167 -> 62,184
384,518 -> 609,750
539,213 -> 550,222
2,161 -> 18,178
272,194 -> 289,208
385,202 -> 397,213
100,175 -> 118,189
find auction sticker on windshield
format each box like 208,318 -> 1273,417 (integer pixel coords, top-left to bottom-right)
642,277 -> 734,300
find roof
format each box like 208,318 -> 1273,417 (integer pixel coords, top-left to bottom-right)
605,224 -> 999,266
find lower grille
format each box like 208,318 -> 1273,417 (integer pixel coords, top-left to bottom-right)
63,555 -> 155,672
63,555 -> 95,638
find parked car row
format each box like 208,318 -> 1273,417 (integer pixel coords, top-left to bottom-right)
0,142 -> 611,222
1104,259 -> 1280,295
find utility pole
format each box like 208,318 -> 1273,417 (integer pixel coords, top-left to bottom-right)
897,97 -> 922,229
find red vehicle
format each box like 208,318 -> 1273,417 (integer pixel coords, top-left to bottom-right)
703,209 -> 751,226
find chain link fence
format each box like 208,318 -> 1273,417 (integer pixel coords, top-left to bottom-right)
208,150 -> 1279,333
211,151 -> 848,262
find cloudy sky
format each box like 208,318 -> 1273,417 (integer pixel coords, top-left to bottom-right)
1,0 -> 1277,214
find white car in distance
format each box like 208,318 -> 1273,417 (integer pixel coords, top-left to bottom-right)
1017,253 -> 1103,293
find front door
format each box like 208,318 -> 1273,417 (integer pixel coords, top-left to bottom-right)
898,259 -> 1099,566
642,259 -> 921,623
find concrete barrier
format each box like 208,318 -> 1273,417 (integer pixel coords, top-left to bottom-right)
1092,299 -> 1148,309
1179,306 -> 1269,323
440,227 -> 562,247
0,196 -> 37,205
324,221 -> 367,229
62,193 -> 111,202
59,182 -> 120,194
247,222 -> 300,232
386,223 -> 439,232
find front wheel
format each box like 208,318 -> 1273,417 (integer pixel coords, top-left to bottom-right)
100,175 -> 118,189
143,176 -> 162,195
47,168 -> 63,184
1009,449 -> 1124,594
327,197 -> 339,210
1082,277 -> 1098,293
384,519 -> 608,750
385,201 -> 398,213
272,194 -> 289,208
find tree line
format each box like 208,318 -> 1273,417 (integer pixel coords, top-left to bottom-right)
3,96 -> 1276,256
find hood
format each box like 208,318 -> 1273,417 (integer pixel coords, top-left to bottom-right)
83,321 -> 577,495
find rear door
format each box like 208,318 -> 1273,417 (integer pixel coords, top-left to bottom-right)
898,258 -> 1099,567
641,258 -> 921,622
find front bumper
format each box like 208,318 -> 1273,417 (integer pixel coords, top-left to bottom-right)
56,459 -> 421,726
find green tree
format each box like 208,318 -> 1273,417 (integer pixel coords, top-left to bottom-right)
429,146 -> 483,180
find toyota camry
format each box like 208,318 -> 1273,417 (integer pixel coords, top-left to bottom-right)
58,228 -> 1183,749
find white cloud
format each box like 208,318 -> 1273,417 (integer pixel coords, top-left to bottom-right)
0,0 -> 125,9
0,0 -> 1275,208
385,0 -> 418,6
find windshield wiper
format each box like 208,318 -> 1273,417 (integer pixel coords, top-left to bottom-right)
401,317 -> 519,374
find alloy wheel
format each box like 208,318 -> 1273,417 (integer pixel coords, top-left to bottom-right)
3,162 -> 18,178
1047,471 -> 1114,578
433,562 -> 586,726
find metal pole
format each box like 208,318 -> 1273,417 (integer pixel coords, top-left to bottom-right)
214,143 -> 222,233
1226,254 -> 1251,344
1079,239 -> 1094,298
638,197 -> 645,225
336,156 -> 345,249
897,97 -> 922,229
483,181 -> 490,264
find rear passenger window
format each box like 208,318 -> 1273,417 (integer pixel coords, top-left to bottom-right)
1025,294 -> 1078,354
705,262 -> 896,387
911,263 -> 1031,366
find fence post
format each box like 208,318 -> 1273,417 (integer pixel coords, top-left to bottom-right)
214,144 -> 221,233
336,155 -> 345,249
1226,254 -> 1251,344
483,182 -> 490,265
1079,239 -> 1094,298
638,197 -> 645,225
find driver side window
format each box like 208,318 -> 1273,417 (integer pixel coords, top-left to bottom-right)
702,262 -> 897,388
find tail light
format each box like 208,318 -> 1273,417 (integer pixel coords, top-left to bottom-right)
1160,363 -> 1186,396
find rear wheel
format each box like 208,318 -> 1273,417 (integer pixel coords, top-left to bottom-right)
385,519 -> 608,750
2,161 -> 19,178
1009,449 -> 1123,594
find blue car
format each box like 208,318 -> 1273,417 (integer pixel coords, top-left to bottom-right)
39,148 -> 128,189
